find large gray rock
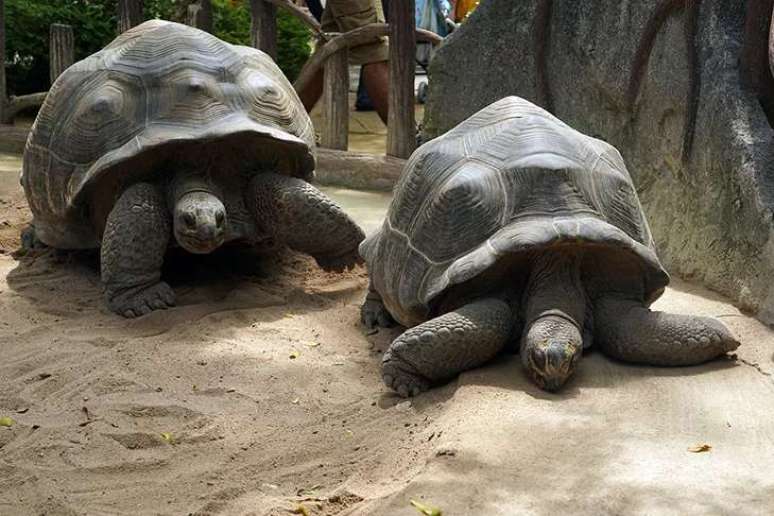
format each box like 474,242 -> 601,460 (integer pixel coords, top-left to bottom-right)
424,0 -> 774,323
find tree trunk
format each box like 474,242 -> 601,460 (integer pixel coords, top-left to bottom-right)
386,0 -> 416,158
49,24 -> 75,85
117,0 -> 144,34
0,0 -> 7,124
186,0 -> 213,33
250,0 -> 278,59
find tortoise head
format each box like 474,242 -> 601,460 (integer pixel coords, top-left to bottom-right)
172,175 -> 227,254
521,314 -> 583,392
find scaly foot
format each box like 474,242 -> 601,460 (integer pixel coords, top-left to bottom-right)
107,282 -> 175,318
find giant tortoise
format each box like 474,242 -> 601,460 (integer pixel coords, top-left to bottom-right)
21,20 -> 364,317
360,96 -> 739,395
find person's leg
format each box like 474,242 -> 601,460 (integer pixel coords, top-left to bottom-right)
296,3 -> 337,112
297,69 -> 324,113
362,60 -> 389,123
327,0 -> 391,123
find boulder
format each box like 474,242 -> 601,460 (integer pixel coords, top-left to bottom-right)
423,0 -> 774,323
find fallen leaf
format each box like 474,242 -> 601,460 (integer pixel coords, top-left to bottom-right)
296,484 -> 322,497
410,499 -> 442,516
160,432 -> 176,444
291,504 -> 310,516
289,351 -> 300,359
304,341 -> 320,348
16,408 -> 29,414
0,416 -> 15,427
292,398 -> 300,404
344,429 -> 354,438
688,444 -> 712,453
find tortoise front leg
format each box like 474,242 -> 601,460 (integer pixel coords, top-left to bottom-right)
382,298 -> 512,397
594,297 -> 739,365
101,183 -> 174,318
247,173 -> 365,272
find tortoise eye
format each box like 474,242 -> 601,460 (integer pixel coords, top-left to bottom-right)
215,211 -> 225,227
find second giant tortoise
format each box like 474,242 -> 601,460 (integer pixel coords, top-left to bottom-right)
361,97 -> 739,395
22,21 -> 364,317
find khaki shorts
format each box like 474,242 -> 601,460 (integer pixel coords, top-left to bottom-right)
321,0 -> 389,65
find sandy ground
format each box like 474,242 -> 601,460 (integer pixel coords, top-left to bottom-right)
1,150 -> 774,515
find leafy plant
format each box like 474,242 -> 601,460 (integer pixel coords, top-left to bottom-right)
4,0 -> 311,96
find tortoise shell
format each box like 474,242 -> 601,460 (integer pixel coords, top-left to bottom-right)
360,96 -> 669,327
22,20 -> 315,249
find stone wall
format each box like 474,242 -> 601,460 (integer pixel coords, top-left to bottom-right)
423,0 -> 774,323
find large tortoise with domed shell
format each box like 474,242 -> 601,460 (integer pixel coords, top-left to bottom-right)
360,96 -> 739,395
22,20 -> 364,317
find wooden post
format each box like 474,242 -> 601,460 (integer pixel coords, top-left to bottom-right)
49,24 -> 74,84
186,0 -> 213,32
386,0 -> 416,158
250,0 -> 278,59
320,48 -> 349,150
118,0 -> 144,33
0,0 -> 7,124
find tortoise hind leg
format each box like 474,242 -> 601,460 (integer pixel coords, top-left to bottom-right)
383,298 -> 512,397
247,173 -> 365,272
360,281 -> 394,329
101,182 -> 174,318
594,297 -> 739,365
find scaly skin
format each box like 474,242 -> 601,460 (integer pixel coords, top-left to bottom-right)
247,173 -> 365,272
594,297 -> 740,365
360,281 -> 394,329
382,298 -> 512,398
101,182 -> 174,318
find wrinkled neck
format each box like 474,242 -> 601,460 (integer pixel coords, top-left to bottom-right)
169,172 -> 221,208
523,249 -> 587,328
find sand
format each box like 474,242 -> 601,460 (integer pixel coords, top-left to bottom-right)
1,152 -> 773,515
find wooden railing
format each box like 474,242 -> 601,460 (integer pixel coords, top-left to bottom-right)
252,0 -> 442,160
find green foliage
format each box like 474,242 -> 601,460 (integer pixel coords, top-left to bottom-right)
5,0 -> 115,95
4,0 -> 311,95
207,1 -> 312,82
275,8 -> 313,82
